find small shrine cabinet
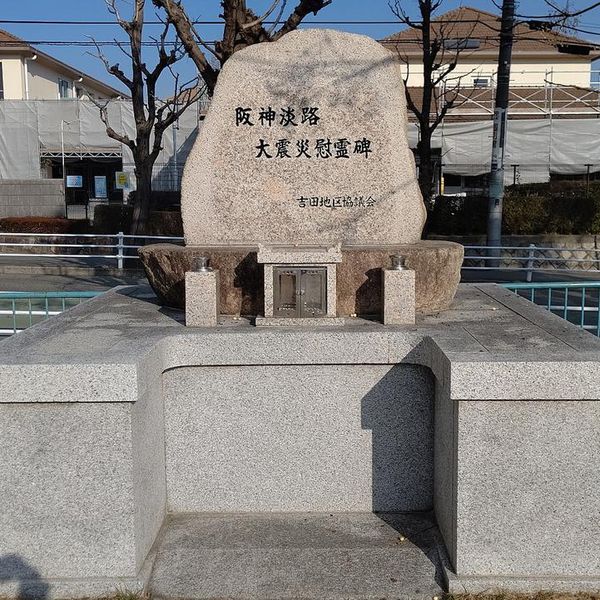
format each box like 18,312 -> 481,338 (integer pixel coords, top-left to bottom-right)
257,245 -> 342,324
273,267 -> 328,318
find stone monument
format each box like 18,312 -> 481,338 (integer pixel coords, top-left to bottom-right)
182,29 -> 426,247
5,28 -> 597,600
139,29 -> 463,320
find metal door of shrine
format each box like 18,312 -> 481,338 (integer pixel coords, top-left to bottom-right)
273,267 -> 327,318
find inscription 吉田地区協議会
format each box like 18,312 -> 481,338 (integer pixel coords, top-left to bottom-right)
296,195 -> 377,209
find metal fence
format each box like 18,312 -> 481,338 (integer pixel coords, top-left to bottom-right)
0,232 -> 184,269
463,244 -> 600,280
503,281 -> 600,335
2,283 -> 599,338
0,291 -> 102,336
1,235 -> 600,279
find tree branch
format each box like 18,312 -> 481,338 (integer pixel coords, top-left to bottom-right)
272,0 -> 333,40
88,94 -> 136,149
89,37 -> 135,91
390,1 -> 424,30
518,0 -> 600,19
152,0 -> 220,93
267,0 -> 289,34
242,0 -> 283,29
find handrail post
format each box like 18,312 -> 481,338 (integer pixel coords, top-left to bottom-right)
526,243 -> 536,282
117,231 -> 124,270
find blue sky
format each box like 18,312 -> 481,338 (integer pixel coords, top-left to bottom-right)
2,0 -> 600,96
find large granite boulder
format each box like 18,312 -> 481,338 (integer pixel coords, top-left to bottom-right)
139,241 -> 463,316
337,241 -> 464,316
181,29 -> 426,247
139,245 -> 263,315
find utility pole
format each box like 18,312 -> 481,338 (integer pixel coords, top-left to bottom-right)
60,120 -> 69,219
487,0 -> 516,265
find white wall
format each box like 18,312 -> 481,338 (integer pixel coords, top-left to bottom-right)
27,59 -> 64,100
402,57 -> 593,88
0,58 -> 24,99
26,59 -> 112,101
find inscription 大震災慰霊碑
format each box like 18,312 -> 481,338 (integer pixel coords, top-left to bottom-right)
234,106 -> 373,160
296,195 -> 377,209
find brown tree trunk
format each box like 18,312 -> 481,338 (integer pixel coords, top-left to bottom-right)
132,162 -> 153,235
417,130 -> 435,208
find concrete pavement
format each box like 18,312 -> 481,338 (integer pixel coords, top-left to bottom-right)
148,512 -> 446,600
0,272 -> 147,292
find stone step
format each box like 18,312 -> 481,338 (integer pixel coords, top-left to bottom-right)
149,512 -> 447,600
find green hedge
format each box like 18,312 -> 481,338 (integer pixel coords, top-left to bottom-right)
93,204 -> 134,234
128,190 -> 181,210
0,217 -> 91,234
92,204 -> 183,235
147,210 -> 183,237
428,181 -> 600,235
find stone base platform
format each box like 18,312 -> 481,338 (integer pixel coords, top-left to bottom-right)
1,284 -> 599,598
255,316 -> 346,327
149,512 -> 446,600
138,240 -> 463,317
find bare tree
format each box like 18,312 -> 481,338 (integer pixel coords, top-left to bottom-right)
553,0 -> 582,32
519,0 -> 600,21
388,1 -> 479,206
91,0 -> 202,233
93,0 -> 332,232
152,0 -> 334,95
517,1 -> 600,38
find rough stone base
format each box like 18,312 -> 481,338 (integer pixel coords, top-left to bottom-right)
138,240 -> 463,316
138,245 -> 263,315
338,241 -> 463,316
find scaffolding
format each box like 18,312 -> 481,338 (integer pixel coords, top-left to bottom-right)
0,94 -> 599,191
0,99 -> 204,191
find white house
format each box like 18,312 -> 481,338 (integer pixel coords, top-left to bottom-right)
381,6 -> 600,90
0,29 -> 123,101
381,7 -> 600,191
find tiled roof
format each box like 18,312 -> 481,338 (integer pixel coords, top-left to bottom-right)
382,6 -> 600,57
0,28 -> 30,49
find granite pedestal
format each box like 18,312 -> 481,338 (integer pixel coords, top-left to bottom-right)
383,268 -> 416,325
0,284 -> 599,597
138,240 -> 463,317
185,270 -> 220,327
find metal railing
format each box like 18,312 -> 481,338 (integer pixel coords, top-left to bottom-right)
1,235 -> 600,281
0,291 -> 102,336
0,232 -> 184,269
503,281 -> 600,335
2,283 -> 599,338
463,244 -> 600,281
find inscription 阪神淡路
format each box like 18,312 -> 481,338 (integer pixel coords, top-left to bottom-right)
235,106 -> 373,160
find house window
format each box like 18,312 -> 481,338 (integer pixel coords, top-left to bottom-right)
473,77 -> 490,88
0,63 -> 4,100
58,78 -> 71,99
